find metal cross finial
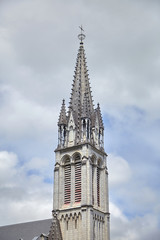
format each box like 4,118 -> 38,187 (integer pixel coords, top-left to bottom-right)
78,25 -> 85,42
79,25 -> 84,33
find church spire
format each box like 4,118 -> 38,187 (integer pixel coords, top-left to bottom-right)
53,30 -> 110,240
68,30 -> 94,143
57,29 -> 105,150
69,27 -> 94,112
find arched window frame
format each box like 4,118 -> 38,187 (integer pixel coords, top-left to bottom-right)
63,156 -> 71,204
97,159 -> 102,207
91,155 -> 96,205
74,153 -> 82,203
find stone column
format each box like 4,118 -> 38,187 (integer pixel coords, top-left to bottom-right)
53,166 -> 59,210
59,164 -> 64,208
104,214 -> 110,240
104,166 -> 109,212
88,208 -> 94,240
81,208 -> 87,240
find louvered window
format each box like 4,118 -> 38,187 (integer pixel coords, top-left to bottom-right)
75,156 -> 81,202
97,167 -> 100,206
64,160 -> 71,204
92,164 -> 94,205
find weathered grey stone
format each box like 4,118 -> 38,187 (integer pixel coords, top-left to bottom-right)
53,35 -> 110,240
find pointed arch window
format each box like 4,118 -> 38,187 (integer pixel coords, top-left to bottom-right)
97,160 -> 101,207
92,164 -> 94,205
81,118 -> 90,141
64,158 -> 71,204
91,157 -> 95,205
75,155 -> 81,202
60,125 -> 66,146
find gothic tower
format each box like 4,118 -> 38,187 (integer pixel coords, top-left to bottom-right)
52,30 -> 110,240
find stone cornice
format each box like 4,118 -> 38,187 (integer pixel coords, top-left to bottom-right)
55,142 -> 107,157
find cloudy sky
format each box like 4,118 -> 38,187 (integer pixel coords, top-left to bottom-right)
0,0 -> 160,239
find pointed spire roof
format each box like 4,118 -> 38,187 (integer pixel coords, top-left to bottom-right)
69,41 -> 94,113
56,29 -> 105,148
82,92 -> 90,118
58,99 -> 67,126
96,103 -> 104,129
69,37 -> 94,140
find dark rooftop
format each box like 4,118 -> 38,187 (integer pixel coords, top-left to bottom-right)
0,219 -> 52,240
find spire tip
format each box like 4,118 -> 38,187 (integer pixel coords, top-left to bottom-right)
78,25 -> 86,42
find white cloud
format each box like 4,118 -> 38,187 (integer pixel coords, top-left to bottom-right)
108,154 -> 132,187
108,152 -> 160,240
24,157 -> 50,172
0,151 -> 52,226
0,0 -> 160,120
0,151 -> 18,185
110,202 -> 127,222
110,201 -> 160,240
0,85 -> 58,140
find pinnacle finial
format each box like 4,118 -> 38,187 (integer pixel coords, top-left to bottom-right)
58,99 -> 67,126
78,25 -> 86,42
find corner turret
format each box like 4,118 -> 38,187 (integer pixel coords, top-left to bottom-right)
58,99 -> 67,148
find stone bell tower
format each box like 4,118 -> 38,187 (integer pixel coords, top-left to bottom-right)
51,29 -> 110,240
